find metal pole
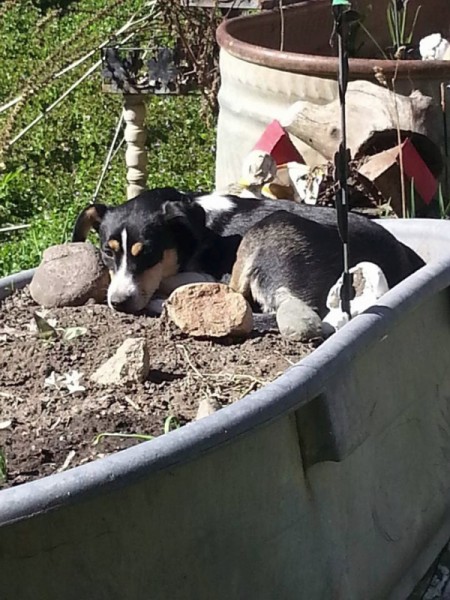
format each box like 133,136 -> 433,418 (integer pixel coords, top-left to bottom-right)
332,0 -> 354,318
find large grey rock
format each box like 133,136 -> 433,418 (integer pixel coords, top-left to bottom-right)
30,242 -> 109,308
90,338 -> 150,386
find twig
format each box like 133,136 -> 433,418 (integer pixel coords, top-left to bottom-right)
7,20 -> 148,149
57,450 -> 76,473
390,61 -> 407,217
123,395 -> 140,411
176,344 -> 206,379
278,0 -> 285,52
0,8 -> 157,116
9,61 -> 100,147
203,371 -> 267,386
0,223 -> 30,234
92,113 -> 124,203
110,136 -> 125,162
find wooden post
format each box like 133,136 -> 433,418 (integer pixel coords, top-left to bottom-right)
123,94 -> 147,199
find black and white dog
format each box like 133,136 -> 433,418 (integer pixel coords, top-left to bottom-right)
72,187 -> 425,316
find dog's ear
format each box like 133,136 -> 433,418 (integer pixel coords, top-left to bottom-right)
72,204 -> 108,242
162,200 -> 207,242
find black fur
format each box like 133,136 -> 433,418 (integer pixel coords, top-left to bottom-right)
234,210 -> 424,317
72,187 -> 425,313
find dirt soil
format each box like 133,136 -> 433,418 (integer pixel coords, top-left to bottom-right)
0,287 -> 319,488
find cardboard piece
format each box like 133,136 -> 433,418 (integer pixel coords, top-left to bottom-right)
253,120 -> 305,166
358,138 -> 437,215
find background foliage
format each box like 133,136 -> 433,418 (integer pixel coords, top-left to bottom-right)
0,0 -> 217,276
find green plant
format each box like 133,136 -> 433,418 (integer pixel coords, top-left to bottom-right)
0,0 -> 216,277
437,183 -> 450,218
0,448 -> 7,485
386,0 -> 421,52
163,415 -> 180,434
93,414 -> 181,445
93,431 -> 154,445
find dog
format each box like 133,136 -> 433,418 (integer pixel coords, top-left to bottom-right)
229,209 -> 425,318
72,187 -> 425,315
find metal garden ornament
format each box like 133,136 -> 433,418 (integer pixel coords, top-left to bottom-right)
331,0 -> 358,318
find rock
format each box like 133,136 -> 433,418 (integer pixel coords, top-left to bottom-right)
195,397 -> 221,420
419,33 -> 450,60
30,242 -> 109,308
166,283 -> 253,338
276,298 -> 323,341
322,262 -> 389,335
241,149 -> 277,186
90,338 -> 150,386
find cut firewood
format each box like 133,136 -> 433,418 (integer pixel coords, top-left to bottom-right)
281,80 -> 441,167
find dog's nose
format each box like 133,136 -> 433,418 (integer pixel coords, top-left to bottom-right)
110,298 -> 133,313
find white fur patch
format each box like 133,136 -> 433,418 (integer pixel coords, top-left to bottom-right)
196,194 -> 235,214
107,228 -> 137,308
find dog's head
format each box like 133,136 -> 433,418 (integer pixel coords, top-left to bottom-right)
72,188 -> 207,313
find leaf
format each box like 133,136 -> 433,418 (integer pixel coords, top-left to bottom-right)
93,432 -> 153,446
406,6 -> 422,45
62,326 -> 88,342
164,415 -> 180,434
33,312 -> 57,339
44,371 -> 61,389
63,370 -> 85,394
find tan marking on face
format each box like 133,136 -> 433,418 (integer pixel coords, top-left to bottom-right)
136,261 -> 164,305
161,248 -> 179,278
131,242 -> 144,257
108,239 -> 120,252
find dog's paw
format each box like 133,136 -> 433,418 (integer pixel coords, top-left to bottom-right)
276,298 -> 323,341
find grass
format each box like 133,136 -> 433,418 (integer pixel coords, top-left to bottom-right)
0,0 -> 216,277
0,448 -> 6,485
93,415 -> 181,445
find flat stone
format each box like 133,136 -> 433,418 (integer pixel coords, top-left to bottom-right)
30,242 -> 109,308
166,283 -> 253,338
276,298 -> 323,341
90,338 -> 150,386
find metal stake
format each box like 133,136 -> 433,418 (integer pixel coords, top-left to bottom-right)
332,0 -> 354,319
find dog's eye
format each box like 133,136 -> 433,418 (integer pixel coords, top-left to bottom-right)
102,246 -> 115,258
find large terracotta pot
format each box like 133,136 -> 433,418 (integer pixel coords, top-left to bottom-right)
215,0 -> 450,190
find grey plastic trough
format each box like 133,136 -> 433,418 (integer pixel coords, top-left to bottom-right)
1,219 -> 450,600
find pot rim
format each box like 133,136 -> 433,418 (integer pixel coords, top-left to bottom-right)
216,1 -> 450,79
1,219 -> 450,525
